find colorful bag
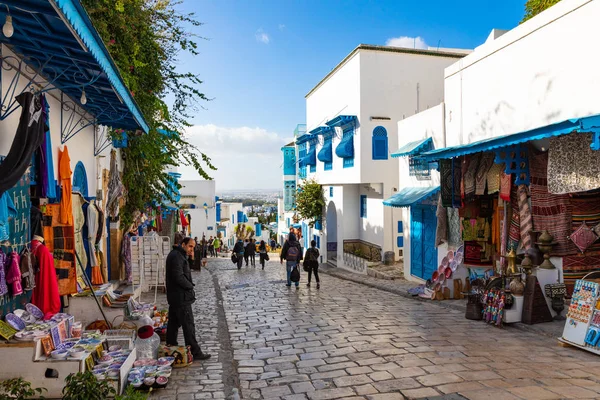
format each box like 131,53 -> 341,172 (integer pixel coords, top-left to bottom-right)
159,344 -> 193,368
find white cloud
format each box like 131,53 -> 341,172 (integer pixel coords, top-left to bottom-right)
278,24 -> 286,31
385,36 -> 428,50
255,29 -> 270,44
179,124 -> 291,190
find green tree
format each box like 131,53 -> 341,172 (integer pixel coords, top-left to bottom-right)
295,179 -> 325,228
522,0 -> 561,22
81,0 -> 216,227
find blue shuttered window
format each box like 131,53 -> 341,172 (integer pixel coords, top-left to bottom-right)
283,147 -> 296,175
360,195 -> 367,218
237,211 -> 244,223
372,126 -> 388,160
341,127 -> 354,168
298,143 -> 307,179
284,180 -> 296,211
323,137 -> 333,171
216,203 -> 221,222
329,187 -> 333,197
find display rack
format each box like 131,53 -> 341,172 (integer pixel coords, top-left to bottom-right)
130,236 -> 170,296
561,273 -> 600,355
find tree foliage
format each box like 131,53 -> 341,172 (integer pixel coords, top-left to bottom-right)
81,0 -> 216,227
295,179 -> 325,228
522,0 -> 561,22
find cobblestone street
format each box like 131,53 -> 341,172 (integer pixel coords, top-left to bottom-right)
153,257 -> 600,400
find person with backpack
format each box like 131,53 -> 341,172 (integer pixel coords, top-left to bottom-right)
258,240 -> 268,270
232,239 -> 245,270
280,232 -> 303,288
304,240 -> 321,289
246,238 -> 256,267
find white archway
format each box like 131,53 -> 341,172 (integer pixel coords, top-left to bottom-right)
326,201 -> 338,261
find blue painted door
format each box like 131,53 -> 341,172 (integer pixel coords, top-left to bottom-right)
410,205 -> 437,280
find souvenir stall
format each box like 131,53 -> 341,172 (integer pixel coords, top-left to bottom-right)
418,128 -> 600,327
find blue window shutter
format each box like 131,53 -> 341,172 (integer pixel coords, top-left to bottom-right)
237,211 -> 243,222
287,218 -> 290,227
360,195 -> 367,218
372,126 -> 388,160
216,204 -> 221,222
317,236 -> 321,249
329,187 -> 333,197
398,221 -> 403,233
232,214 -> 235,224
397,236 -> 404,247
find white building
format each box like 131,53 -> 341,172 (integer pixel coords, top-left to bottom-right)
218,202 -> 244,248
299,44 -> 467,273
177,180 -> 217,240
390,0 -> 600,284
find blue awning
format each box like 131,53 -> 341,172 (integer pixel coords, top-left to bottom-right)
1,0 -> 149,133
421,115 -> 600,161
326,115 -> 357,128
391,137 -> 433,158
296,133 -> 313,145
335,133 -> 354,158
309,126 -> 334,136
299,148 -> 316,167
318,140 -> 332,162
383,187 -> 440,208
291,223 -> 301,228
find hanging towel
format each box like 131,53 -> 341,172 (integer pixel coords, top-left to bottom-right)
475,153 -> 495,195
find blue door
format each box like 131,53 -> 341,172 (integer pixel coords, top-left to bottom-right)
73,161 -> 88,197
410,205 -> 437,280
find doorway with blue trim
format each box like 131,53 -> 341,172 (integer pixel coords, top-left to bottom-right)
73,161 -> 88,197
410,205 -> 437,280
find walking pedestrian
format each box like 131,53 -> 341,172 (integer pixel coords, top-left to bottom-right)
280,232 -> 303,289
208,236 -> 215,257
259,240 -> 268,270
246,238 -> 256,267
213,236 -> 221,257
304,240 -> 320,289
243,239 -> 250,266
201,235 -> 208,259
270,238 -> 276,251
233,239 -> 245,270
165,237 -> 211,361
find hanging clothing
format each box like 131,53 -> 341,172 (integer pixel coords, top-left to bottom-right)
31,239 -> 61,319
58,146 -> 73,225
486,163 -> 504,195
0,250 -> 8,296
0,192 -> 17,242
98,249 -> 108,284
43,203 -> 77,295
37,97 -> 57,199
475,153 -> 494,196
500,172 -> 512,201
19,248 -> 35,291
517,184 -> 533,250
463,154 -> 481,201
0,93 -> 46,198
5,252 -> 23,297
86,202 -> 99,268
31,206 -> 44,240
435,193 -> 447,247
95,203 -> 105,246
122,234 -> 132,284
106,149 -> 125,219
72,193 -> 88,290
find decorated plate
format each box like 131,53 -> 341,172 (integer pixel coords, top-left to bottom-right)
447,250 -> 454,261
5,313 -> 25,331
456,245 -> 464,256
25,304 -> 44,320
441,256 -> 449,267
450,259 -> 459,272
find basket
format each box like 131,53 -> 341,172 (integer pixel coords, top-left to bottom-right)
465,302 -> 483,320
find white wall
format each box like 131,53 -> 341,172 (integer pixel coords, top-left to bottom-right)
359,186 -> 384,247
179,180 -> 216,207
306,52 -> 361,185
444,0 -> 600,146
186,208 -> 216,240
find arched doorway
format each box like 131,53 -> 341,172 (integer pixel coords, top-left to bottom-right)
326,201 -> 337,262
73,161 -> 88,197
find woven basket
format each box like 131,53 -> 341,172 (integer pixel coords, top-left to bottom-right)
465,302 -> 483,320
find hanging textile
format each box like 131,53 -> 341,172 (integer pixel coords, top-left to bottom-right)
43,204 -> 77,295
37,97 -> 57,199
463,153 -> 481,201
58,146 -> 73,225
0,192 -> 16,242
508,185 -> 521,251
447,208 -> 461,248
500,172 -> 512,201
529,151 -> 575,256
486,163 -> 503,195
30,206 -> 44,239
98,249 -> 108,284
72,194 -> 88,290
517,184 -> 533,250
440,159 -> 453,207
435,193 -> 447,247
475,153 -> 494,195
19,248 -> 35,291
5,252 -> 22,297
491,199 -> 502,250
0,250 -> 8,297
452,158 -> 462,208
571,190 -> 600,255
106,150 -> 125,219
0,93 -> 46,198
548,133 -> 600,194
86,201 -> 99,269
31,238 -> 60,319
122,234 -> 132,284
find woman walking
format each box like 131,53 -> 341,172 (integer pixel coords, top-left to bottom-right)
233,239 -> 245,270
304,240 -> 320,289
259,240 -> 268,270
280,233 -> 303,288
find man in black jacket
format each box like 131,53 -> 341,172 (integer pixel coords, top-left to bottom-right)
165,237 -> 211,361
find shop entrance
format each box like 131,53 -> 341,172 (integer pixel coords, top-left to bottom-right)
410,205 -> 437,280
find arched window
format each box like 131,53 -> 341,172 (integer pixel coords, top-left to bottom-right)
72,161 -> 88,197
372,126 -> 388,160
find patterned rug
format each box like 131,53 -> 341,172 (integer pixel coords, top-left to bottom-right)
571,189 -> 600,254
440,159 -> 453,208
508,185 -> 521,251
529,151 -> 575,256
43,204 -> 77,296
563,255 -> 600,297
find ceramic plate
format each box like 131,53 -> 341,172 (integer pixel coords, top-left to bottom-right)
447,250 -> 454,260
456,245 -> 464,256
432,271 -> 439,281
450,259 -> 459,272
25,304 -> 44,320
441,256 -> 449,267
444,267 -> 452,279
5,313 -> 25,331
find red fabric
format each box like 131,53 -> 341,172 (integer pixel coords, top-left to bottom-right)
180,211 -> 188,228
31,239 -> 61,319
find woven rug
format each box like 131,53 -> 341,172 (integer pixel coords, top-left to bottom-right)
440,159 -> 453,207
508,185 -> 521,251
563,255 -> 600,297
571,189 -> 600,254
453,157 -> 463,208
529,151 -> 575,256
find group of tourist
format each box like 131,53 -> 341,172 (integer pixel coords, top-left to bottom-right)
193,235 -> 222,259
232,238 -> 269,270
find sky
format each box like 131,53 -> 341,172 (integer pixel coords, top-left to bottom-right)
176,0 -> 526,191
